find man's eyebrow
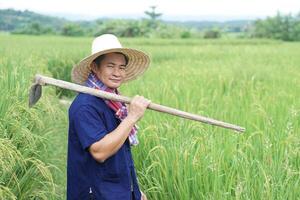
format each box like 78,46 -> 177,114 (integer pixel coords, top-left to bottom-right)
107,62 -> 126,66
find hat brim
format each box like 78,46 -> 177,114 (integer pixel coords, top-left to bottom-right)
71,48 -> 150,85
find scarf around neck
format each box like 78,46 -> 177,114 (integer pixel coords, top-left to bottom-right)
86,72 -> 139,146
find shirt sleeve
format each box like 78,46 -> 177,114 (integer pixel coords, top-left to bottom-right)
72,105 -> 107,150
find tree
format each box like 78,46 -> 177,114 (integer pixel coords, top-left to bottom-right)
61,23 -> 84,36
204,29 -> 221,39
11,22 -> 54,35
93,19 -> 144,37
251,12 -> 300,41
144,6 -> 162,29
144,6 -> 162,21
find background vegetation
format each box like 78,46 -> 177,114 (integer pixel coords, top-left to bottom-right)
1,8 -> 299,40
251,12 -> 300,41
0,33 -> 299,199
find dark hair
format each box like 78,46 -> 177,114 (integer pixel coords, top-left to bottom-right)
93,52 -> 129,68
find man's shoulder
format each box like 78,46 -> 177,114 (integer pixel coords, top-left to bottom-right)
69,93 -> 105,114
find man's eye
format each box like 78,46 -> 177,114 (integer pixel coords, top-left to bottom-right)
120,66 -> 126,70
107,65 -> 114,68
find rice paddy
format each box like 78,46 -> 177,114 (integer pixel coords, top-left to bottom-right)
0,33 -> 299,199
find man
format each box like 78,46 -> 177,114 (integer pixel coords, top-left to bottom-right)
67,34 -> 151,200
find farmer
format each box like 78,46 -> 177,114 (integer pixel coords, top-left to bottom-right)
67,34 -> 151,200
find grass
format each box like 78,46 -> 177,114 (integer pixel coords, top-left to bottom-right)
0,33 -> 299,199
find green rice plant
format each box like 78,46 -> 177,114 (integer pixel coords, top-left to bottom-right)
126,38 -> 300,199
0,34 -> 69,199
47,56 -> 77,97
1,34 -> 299,199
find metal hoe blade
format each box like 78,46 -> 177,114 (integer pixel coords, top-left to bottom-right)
29,83 -> 42,107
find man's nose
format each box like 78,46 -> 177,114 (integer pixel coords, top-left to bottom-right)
112,67 -> 121,76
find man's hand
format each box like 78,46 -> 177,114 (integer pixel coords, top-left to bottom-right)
141,191 -> 148,200
127,95 -> 151,123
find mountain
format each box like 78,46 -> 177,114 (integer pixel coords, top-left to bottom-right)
0,9 -> 70,31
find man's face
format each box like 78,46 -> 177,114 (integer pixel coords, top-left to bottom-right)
92,53 -> 127,89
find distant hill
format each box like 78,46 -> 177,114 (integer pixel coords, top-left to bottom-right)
0,9 -> 69,31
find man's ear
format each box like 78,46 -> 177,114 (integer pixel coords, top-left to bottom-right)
90,62 -> 97,73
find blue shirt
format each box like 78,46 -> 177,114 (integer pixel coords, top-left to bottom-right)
67,93 -> 141,200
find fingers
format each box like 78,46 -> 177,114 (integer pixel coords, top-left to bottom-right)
132,95 -> 151,108
127,95 -> 151,122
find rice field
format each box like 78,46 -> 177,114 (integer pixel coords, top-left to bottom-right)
0,33 -> 299,199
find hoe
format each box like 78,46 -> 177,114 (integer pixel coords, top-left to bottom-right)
29,74 -> 245,133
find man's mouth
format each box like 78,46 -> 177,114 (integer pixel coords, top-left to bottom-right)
110,79 -> 121,82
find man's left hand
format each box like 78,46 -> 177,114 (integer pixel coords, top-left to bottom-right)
141,191 -> 147,200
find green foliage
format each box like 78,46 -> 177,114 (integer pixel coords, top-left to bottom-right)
12,22 -> 54,35
125,37 -> 300,199
1,8 -> 257,39
252,12 -> 300,41
1,28 -> 300,200
144,6 -> 162,29
204,29 -> 221,39
0,35 -> 69,199
94,19 -> 144,37
0,8 -> 199,39
180,31 -> 191,38
47,58 -> 76,97
0,9 -> 66,31
92,19 -> 195,39
62,23 -> 84,36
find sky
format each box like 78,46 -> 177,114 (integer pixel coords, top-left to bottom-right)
0,0 -> 300,21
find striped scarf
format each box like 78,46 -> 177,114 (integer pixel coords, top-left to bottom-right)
86,72 -> 139,146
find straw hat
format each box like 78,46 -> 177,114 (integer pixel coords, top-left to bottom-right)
71,34 -> 150,85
